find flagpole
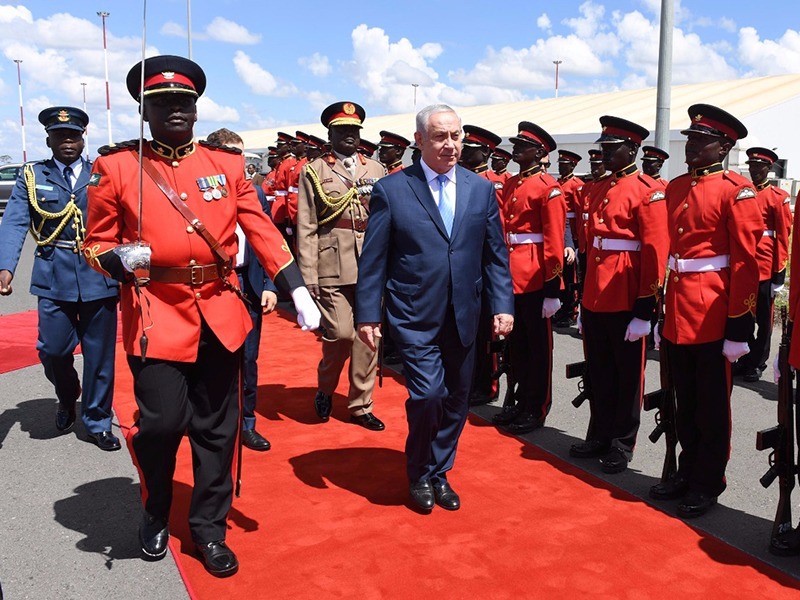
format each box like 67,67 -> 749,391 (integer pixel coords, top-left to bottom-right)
97,11 -> 113,145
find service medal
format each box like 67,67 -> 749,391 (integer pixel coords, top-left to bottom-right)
203,191 -> 213,201
212,188 -> 222,200
220,188 -> 228,197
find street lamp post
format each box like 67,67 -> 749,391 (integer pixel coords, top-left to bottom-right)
412,83 -> 419,110
81,82 -> 89,160
13,59 -> 26,163
187,0 -> 193,60
553,60 -> 563,98
97,11 -> 112,145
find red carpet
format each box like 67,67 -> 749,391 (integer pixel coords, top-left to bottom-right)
107,309 -> 800,598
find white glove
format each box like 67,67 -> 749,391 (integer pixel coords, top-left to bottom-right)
542,297 -> 561,319
291,286 -> 321,331
624,317 -> 651,342
722,339 -> 749,363
576,307 -> 582,334
653,322 -> 662,351
771,283 -> 785,298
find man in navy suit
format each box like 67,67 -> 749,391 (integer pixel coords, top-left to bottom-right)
356,104 -> 514,511
0,106 -> 120,450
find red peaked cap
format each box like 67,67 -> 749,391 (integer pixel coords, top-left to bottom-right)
681,103 -> 748,142
509,121 -> 557,153
462,125 -> 502,150
596,115 -> 649,146
745,146 -> 778,164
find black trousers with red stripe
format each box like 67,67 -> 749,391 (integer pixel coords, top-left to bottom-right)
582,308 -> 645,458
508,290 -> 552,421
127,321 -> 240,545
665,338 -> 731,497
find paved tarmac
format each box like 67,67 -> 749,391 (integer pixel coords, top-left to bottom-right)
0,235 -> 798,598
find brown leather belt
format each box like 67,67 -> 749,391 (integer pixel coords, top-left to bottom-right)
333,217 -> 368,232
149,264 -> 223,285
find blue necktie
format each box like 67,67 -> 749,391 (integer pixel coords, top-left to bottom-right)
436,174 -> 454,236
63,166 -> 73,192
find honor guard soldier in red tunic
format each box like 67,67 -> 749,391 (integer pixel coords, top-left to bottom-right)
733,147 -> 791,382
492,122 -> 565,433
378,130 -> 411,174
576,150 -> 608,285
260,146 -> 280,206
297,102 -> 388,430
82,55 -> 320,577
491,147 -> 513,186
641,146 -> 669,189
272,132 -> 298,247
358,138 -> 379,159
305,133 -> 327,161
571,116 -> 668,473
554,150 -> 583,327
459,125 -> 504,406
649,104 -> 762,518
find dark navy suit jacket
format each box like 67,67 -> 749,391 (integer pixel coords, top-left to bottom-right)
356,162 -> 513,347
240,185 -> 278,297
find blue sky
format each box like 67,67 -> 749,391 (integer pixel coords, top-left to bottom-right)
0,0 -> 798,161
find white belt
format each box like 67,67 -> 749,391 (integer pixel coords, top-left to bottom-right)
593,237 -> 641,251
507,232 -> 544,245
763,229 -> 775,238
288,186 -> 299,193
582,212 -> 589,221
668,254 -> 730,273
275,190 -> 288,197
265,195 -> 276,202
566,212 -> 576,219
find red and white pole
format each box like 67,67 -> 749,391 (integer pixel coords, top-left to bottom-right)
98,11 -> 112,145
14,59 -> 26,163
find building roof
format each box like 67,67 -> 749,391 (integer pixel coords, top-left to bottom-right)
239,74 -> 800,152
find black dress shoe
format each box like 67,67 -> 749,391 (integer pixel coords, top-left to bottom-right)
55,406 -> 76,432
770,527 -> 800,556
88,431 -> 122,451
677,491 -> 717,518
139,513 -> 169,561
350,413 -> 385,431
433,481 -> 461,511
599,447 -> 629,474
468,390 -> 494,407
491,404 -> 520,426
409,480 -> 434,511
649,475 -> 690,500
504,412 -> 544,434
314,390 -> 332,422
196,540 -> 239,577
743,367 -> 763,383
241,428 -> 271,451
569,440 -> 610,458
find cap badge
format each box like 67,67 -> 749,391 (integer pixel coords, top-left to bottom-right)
57,110 -> 69,122
162,71 -> 175,80
694,114 -> 703,122
343,103 -> 356,115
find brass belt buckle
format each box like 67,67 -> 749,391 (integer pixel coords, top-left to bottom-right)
190,265 -> 205,285
354,217 -> 367,232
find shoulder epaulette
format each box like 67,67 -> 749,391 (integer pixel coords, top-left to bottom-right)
198,140 -> 242,154
548,187 -> 562,199
97,139 -> 138,156
649,190 -> 666,203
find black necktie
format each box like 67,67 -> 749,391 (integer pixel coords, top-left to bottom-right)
63,166 -> 73,191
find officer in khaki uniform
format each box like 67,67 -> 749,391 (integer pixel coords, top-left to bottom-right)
297,101 -> 388,430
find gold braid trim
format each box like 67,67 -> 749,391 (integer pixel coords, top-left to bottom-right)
305,165 -> 359,226
24,163 -> 85,250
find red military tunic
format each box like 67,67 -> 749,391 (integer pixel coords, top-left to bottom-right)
558,174 -> 584,245
582,166 -> 668,318
83,140 -> 300,362
662,165 -> 762,345
753,181 -> 791,282
482,167 -> 506,206
387,163 -> 404,175
261,167 -> 279,209
501,167 -> 566,295
272,155 -> 298,225
650,175 -> 668,190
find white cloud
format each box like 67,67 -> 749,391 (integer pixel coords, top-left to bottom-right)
160,22 -> 186,37
306,90 -> 336,112
204,17 -> 260,45
719,18 -> 736,33
537,13 -> 551,31
738,27 -> 800,76
0,5 -> 32,24
233,51 -> 298,97
197,96 -> 240,123
298,52 -> 331,77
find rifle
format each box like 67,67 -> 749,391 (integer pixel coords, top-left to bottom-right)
756,306 -> 796,546
565,361 -> 592,408
643,314 -> 678,483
